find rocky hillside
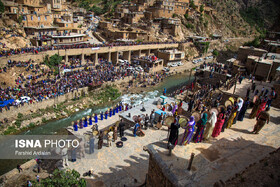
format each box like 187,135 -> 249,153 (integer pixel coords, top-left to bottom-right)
203,0 -> 280,33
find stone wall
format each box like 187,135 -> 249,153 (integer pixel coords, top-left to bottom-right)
0,87 -> 88,121
145,145 -> 182,187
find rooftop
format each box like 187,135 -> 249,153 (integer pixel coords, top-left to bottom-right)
51,33 -> 85,38
239,46 -> 268,52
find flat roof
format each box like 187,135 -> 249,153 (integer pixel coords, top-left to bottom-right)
160,50 -> 184,54
227,58 -> 236,62
239,46 -> 268,52
51,33 -> 85,38
24,26 -> 59,30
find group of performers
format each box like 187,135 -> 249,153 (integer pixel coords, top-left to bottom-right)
72,103 -> 129,131
167,81 -> 274,149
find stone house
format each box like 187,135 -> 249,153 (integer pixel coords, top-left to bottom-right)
158,49 -> 185,65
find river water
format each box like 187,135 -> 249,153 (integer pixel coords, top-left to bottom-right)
0,72 -> 194,175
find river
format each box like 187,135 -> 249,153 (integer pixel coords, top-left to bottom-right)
0,72 -> 194,175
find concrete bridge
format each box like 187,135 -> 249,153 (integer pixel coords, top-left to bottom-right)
0,43 -> 179,66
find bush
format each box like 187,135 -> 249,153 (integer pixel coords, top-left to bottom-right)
4,126 -> 17,135
185,23 -> 194,29
37,169 -> 86,186
189,0 -> 196,9
0,0 -> 4,13
213,49 -> 219,57
91,6 -> 104,15
15,120 -> 22,128
200,4 -> 204,13
17,113 -> 23,119
28,123 -> 36,128
244,37 -> 261,48
42,117 -> 47,123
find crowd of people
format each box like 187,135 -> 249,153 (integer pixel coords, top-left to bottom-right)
131,79 -> 275,151
0,57 -> 170,113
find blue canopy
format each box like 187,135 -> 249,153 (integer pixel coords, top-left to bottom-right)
155,110 -> 166,116
0,99 -> 14,107
160,95 -> 167,100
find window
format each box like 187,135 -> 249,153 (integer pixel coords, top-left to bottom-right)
45,16 -> 47,21
31,16 -> 33,20
66,24 -> 68,27
22,8 -> 24,12
13,8 -> 17,13
38,16 -> 40,21
23,16 -> 26,21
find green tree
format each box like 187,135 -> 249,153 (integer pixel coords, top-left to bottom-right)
44,54 -> 62,75
244,37 -> 261,48
18,15 -> 23,24
200,4 -> 204,12
0,0 -> 4,13
91,6 -> 104,15
189,0 -> 196,9
184,13 -> 188,20
213,49 -> 219,57
38,169 -> 86,186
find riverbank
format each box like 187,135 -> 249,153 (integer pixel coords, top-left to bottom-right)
0,85 -> 121,135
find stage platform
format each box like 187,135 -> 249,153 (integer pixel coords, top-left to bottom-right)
67,96 -> 188,137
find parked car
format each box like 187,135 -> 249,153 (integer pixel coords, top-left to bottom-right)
208,56 -> 213,59
170,63 -> 178,67
192,60 -> 198,64
135,66 -> 143,72
15,96 -> 31,105
163,67 -> 170,72
176,62 -> 184,66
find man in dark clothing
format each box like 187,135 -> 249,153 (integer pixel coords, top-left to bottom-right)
17,164 -> 23,173
119,119 -> 125,138
246,87 -> 250,98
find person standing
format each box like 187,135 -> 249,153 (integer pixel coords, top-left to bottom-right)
119,119 -> 125,138
144,114 -> 149,129
249,97 -> 260,119
246,87 -> 250,98
237,97 -> 250,121
150,110 -> 155,128
180,116 -> 195,145
266,88 -> 276,108
212,109 -> 225,138
113,125 -> 118,142
193,113 -> 208,143
252,107 -> 270,134
227,104 -> 237,129
133,122 -> 140,137
167,122 -> 180,149
203,111 -> 217,140
156,113 -> 163,130
17,164 -> 23,173
256,97 -> 268,117
233,98 -> 243,124
98,131 -> 104,149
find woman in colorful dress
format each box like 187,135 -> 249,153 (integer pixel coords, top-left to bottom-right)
249,97 -> 261,119
203,111 -> 217,140
193,113 -> 208,143
212,108 -> 226,138
227,103 -> 238,129
221,105 -> 232,132
256,97 -> 268,118
181,116 -> 196,145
